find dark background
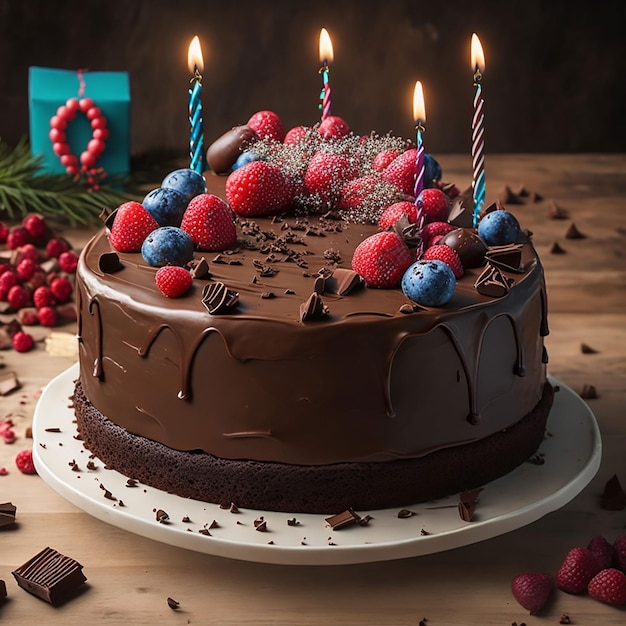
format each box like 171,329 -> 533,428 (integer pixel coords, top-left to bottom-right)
1,0 -> 625,158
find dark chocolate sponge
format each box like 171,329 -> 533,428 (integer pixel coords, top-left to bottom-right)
73,379 -> 554,514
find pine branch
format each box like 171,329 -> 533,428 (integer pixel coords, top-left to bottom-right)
0,137 -> 137,224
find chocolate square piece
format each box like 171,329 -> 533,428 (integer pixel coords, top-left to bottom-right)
12,546 -> 86,605
0,502 -> 17,528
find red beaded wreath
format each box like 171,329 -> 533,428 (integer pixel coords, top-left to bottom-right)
49,97 -> 109,175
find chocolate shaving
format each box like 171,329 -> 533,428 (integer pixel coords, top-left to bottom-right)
99,484 -> 117,501
498,185 -> 522,204
0,579 -> 6,600
0,502 -> 17,528
98,252 -> 124,274
167,597 -> 180,610
12,547 -> 86,605
181,515 -> 191,523
253,516 -> 265,528
126,478 -> 138,487
261,292 -> 275,299
255,520 -> 268,532
547,200 -> 568,220
252,259 -> 278,277
209,520 -> 220,529
580,383 -> 598,399
325,508 -> 366,530
45,427 -> 61,433
447,200 -> 474,228
580,342 -> 598,354
601,474 -> 626,510
0,371 -> 21,396
397,509 -> 415,519
565,222 -> 586,239
550,242 -> 566,254
202,282 -> 239,314
300,292 -> 329,322
474,264 -> 514,297
188,257 -> 210,279
559,614 -> 571,624
229,503 -> 240,514
323,268 -> 365,296
198,528 -> 211,536
485,244 -> 524,273
155,509 -> 169,523
287,517 -> 300,526
458,500 -> 475,522
100,206 -> 117,229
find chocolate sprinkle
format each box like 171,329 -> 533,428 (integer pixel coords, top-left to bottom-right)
547,200 -> 568,220
255,520 -> 268,532
198,528 -> 211,536
12,547 -> 86,605
0,502 -> 17,528
229,503 -> 240,514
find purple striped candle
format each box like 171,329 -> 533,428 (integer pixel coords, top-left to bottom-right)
471,33 -> 486,227
413,81 -> 427,257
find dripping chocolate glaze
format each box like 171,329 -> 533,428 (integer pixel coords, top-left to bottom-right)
76,199 -> 548,466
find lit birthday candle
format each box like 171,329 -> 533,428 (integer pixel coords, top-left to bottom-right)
188,35 -> 205,174
471,33 -> 486,227
413,80 -> 427,257
318,28 -> 334,121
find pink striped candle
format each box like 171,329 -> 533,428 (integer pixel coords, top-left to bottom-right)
318,28 -> 334,121
413,81 -> 427,257
471,33 -> 486,227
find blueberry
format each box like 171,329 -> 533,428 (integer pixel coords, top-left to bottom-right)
401,260 -> 456,307
141,227 -> 195,267
161,168 -> 207,202
477,210 -> 522,246
143,187 -> 189,227
424,153 -> 442,186
232,150 -> 260,171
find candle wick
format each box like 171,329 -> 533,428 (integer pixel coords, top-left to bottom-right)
189,68 -> 203,86
318,62 -> 330,75
473,68 -> 482,85
415,121 -> 425,133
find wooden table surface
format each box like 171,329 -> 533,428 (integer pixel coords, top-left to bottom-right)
1,154 -> 625,624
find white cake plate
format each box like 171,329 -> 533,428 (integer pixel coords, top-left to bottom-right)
33,364 -> 601,566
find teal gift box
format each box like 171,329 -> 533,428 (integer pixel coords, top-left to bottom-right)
29,67 -> 130,176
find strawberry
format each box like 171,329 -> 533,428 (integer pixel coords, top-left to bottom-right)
317,115 -> 351,140
556,546 -> 603,594
588,568 -> 626,605
422,244 -> 464,278
511,573 -> 554,614
109,201 -> 159,252
614,535 -> 626,572
15,449 -> 36,474
339,175 -> 401,217
247,110 -> 285,142
378,201 -> 418,229
58,250 -> 79,274
181,193 -> 237,251
372,149 -> 400,172
284,126 -> 309,145
587,535 -> 615,570
304,151 -> 359,206
12,331 -> 34,353
422,221 -> 455,248
351,231 -> 413,288
226,161 -> 293,217
416,188 -> 452,223
380,149 -> 418,196
155,266 -> 193,298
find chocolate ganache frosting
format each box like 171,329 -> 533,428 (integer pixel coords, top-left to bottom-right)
76,178 -> 549,468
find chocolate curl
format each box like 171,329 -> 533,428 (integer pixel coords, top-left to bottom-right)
474,264 -> 514,297
202,282 -> 239,314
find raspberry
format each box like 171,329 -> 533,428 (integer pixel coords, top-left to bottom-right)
3,428 -> 15,444
7,226 -> 32,250
33,285 -> 55,308
0,270 -> 18,293
50,276 -> 73,302
587,535 -> 615,570
155,266 -> 193,298
416,188 -> 452,223
0,263 -> 10,276
7,284 -> 28,310
12,331 -> 34,353
15,449 -> 37,474
421,221 -> 455,248
27,270 -> 48,290
17,307 -> 39,326
58,250 -> 79,274
614,535 -> 626,572
16,258 -> 39,282
37,306 -> 57,327
22,214 -> 48,239
511,573 -> 554,614
0,221 -> 8,243
45,238 -> 70,258
588,568 -> 626,605
422,244 -> 464,278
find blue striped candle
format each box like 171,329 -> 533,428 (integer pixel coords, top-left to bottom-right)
188,36 -> 205,175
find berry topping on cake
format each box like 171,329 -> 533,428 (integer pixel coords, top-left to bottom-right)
587,568 -> 626,605
338,175 -> 402,217
181,193 -> 237,251
378,201 -> 418,229
142,187 -> 189,227
225,161 -> 293,217
421,221 -> 455,248
109,201 -> 159,253
284,125 -> 309,145
15,449 -> 36,474
305,151 -> 359,206
247,110 -> 285,142
372,149 -> 400,172
422,244 -> 464,278
401,259 -> 456,307
161,168 -> 207,202
380,148 -> 418,195
155,266 -> 193,298
556,547 -> 603,594
477,209 -> 522,246
415,188 -> 451,223
317,115 -> 351,140
511,573 -> 554,614
141,227 -> 195,268
351,231 -> 413,288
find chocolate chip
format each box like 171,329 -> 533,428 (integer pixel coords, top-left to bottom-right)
580,384 -> 598,399
565,222 -> 586,239
580,342 -> 598,354
155,509 -> 169,523
397,509 -> 415,519
167,597 -> 180,610
550,241 -> 566,254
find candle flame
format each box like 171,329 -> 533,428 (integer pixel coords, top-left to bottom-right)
319,28 -> 334,65
413,81 -> 426,124
188,36 -> 204,73
471,33 -> 485,73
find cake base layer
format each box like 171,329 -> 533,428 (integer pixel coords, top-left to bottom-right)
73,379 -> 554,514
